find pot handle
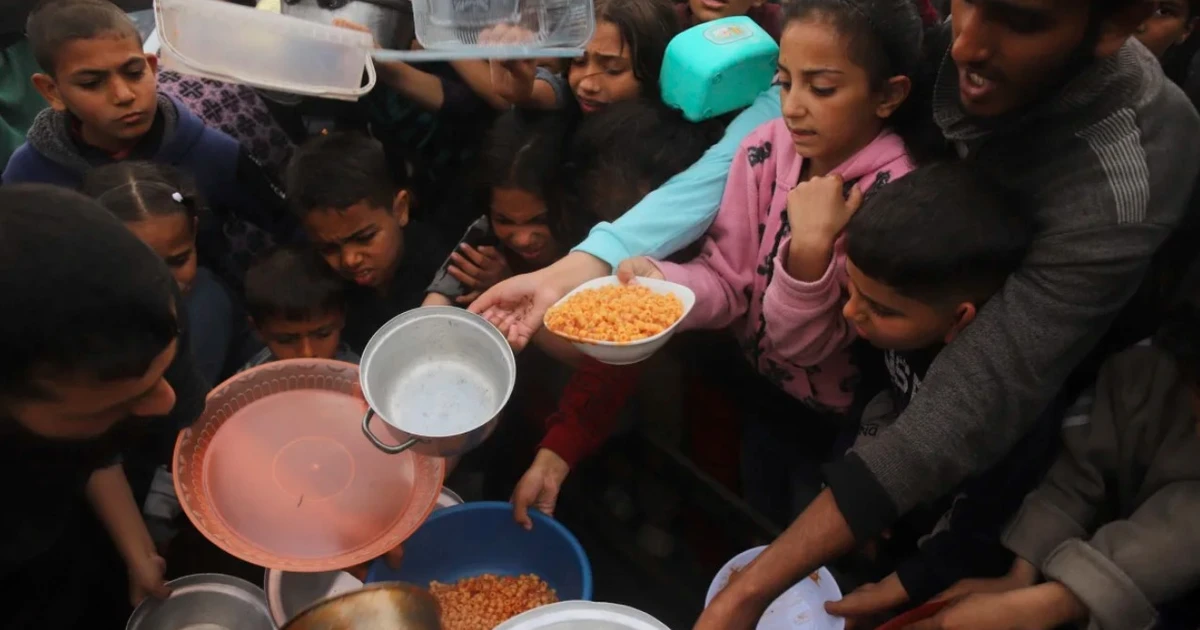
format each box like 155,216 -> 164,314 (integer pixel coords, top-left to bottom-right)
361,408 -> 419,454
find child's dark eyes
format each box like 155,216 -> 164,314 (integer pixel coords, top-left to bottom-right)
354,232 -> 376,244
811,86 -> 836,97
868,302 -> 902,318
164,253 -> 191,268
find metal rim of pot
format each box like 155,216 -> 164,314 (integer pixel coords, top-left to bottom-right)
359,306 -> 516,456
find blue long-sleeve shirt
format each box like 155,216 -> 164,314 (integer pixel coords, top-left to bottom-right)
572,86 -> 782,267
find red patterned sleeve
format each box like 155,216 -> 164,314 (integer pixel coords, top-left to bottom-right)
537,359 -> 644,468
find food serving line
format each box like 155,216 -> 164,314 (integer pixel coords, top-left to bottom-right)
132,280 -> 851,629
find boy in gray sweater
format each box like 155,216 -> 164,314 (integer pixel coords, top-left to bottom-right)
914,302 -> 1200,630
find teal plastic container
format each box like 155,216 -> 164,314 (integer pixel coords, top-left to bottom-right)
660,16 -> 779,122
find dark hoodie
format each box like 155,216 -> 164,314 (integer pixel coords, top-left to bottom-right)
2,93 -> 295,281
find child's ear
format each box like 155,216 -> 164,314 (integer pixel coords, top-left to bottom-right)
942,302 -> 978,344
1094,2 -> 1155,57
876,75 -> 912,120
392,189 -> 411,228
31,73 -> 67,112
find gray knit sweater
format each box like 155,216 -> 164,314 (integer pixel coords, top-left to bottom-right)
823,35 -> 1200,539
1003,343 -> 1200,630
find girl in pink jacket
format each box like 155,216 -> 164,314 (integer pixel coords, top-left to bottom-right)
622,0 -> 927,415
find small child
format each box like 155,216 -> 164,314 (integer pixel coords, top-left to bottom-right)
425,109 -> 571,307
825,162 -> 1057,624
674,0 -> 785,41
618,0 -> 925,514
4,0 -> 293,271
242,245 -> 360,370
285,131 -> 452,353
81,161 -> 259,388
920,293 -> 1200,629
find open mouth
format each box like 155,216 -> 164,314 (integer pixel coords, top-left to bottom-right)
958,67 -> 998,103
577,97 -> 606,113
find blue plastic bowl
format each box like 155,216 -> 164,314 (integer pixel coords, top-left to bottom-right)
365,502 -> 593,601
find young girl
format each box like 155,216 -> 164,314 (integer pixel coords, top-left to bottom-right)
487,0 -> 680,112
81,161 -> 259,388
619,0 -> 925,520
424,108 -> 571,306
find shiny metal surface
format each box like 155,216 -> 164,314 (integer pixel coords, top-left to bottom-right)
126,574 -> 275,630
360,307 -> 515,458
174,359 -> 444,572
281,583 -> 440,630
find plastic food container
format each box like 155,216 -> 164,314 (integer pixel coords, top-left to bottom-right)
155,0 -> 377,101
706,547 -> 845,630
496,601 -> 671,629
661,16 -> 779,122
543,276 -> 696,366
372,0 -> 594,62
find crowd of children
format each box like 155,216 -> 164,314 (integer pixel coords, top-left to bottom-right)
3,0 -> 1200,629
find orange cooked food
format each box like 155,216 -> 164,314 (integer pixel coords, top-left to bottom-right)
431,574 -> 558,630
545,284 -> 684,343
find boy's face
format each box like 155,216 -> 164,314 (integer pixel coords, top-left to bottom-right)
1134,0 -> 1195,57
32,33 -> 159,152
491,187 -> 558,267
688,0 -> 766,24
949,0 -> 1148,118
843,261 -> 977,352
254,311 -> 345,362
6,340 -> 178,440
303,192 -> 409,290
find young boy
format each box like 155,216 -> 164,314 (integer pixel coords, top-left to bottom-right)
3,0 -> 294,255
242,245 -> 360,370
285,131 -> 453,352
820,162 -> 1062,625
917,303 -> 1200,629
0,184 -> 206,628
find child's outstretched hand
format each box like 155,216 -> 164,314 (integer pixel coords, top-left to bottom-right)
511,449 -> 571,530
481,25 -> 538,104
824,572 -> 909,629
128,550 -> 170,606
616,257 -> 665,283
786,174 -> 864,245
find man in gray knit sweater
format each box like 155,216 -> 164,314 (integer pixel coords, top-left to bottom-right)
697,1 -> 1200,628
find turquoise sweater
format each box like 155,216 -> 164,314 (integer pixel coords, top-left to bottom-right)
573,86 -> 782,267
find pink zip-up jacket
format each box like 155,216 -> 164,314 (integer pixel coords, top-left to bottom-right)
654,119 -> 913,412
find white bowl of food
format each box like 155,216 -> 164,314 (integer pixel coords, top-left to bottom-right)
705,547 -> 845,630
543,276 -> 695,365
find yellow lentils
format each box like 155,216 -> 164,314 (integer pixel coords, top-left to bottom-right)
430,574 -> 558,630
545,284 -> 683,343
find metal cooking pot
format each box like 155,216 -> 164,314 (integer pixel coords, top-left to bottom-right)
361,307 -> 516,458
281,0 -> 412,49
127,574 -> 274,630
281,582 -> 440,630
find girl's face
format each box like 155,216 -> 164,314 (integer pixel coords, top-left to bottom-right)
126,213 -> 199,294
490,187 -> 559,267
569,21 -> 642,114
688,0 -> 765,24
776,18 -> 910,177
1135,0 -> 1195,58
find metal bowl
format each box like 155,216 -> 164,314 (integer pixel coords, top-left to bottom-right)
361,307 -> 516,458
264,487 -> 465,626
281,582 -> 440,630
127,574 -> 274,630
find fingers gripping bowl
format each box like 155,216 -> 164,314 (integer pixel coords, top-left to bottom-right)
542,277 -> 696,365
